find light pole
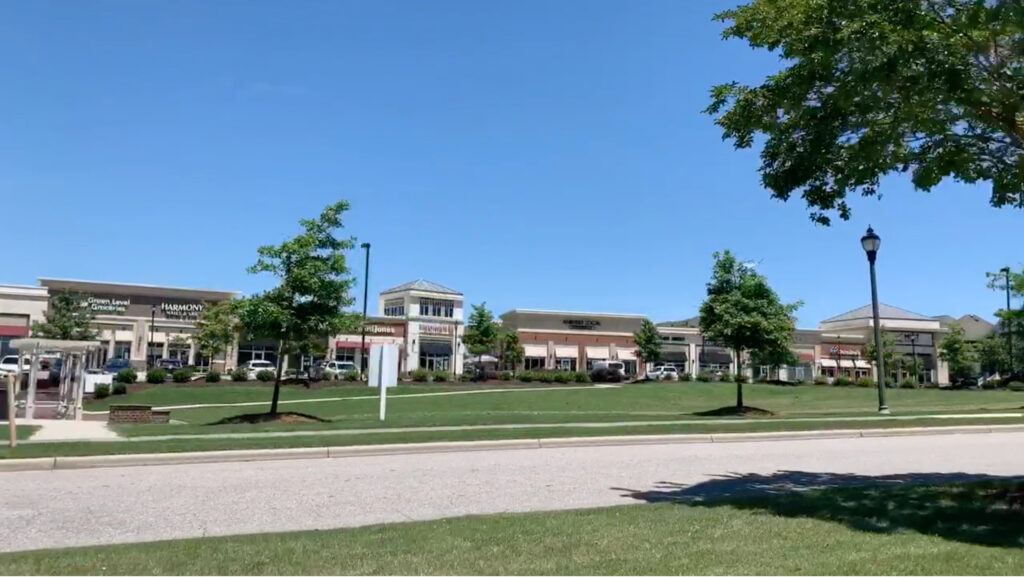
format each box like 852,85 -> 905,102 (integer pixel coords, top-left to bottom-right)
359,242 -> 371,376
862,226 -> 889,414
1002,266 -> 1014,375
149,305 -> 157,369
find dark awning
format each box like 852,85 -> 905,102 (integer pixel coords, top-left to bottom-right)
699,348 -> 733,364
420,342 -> 452,355
660,346 -> 688,363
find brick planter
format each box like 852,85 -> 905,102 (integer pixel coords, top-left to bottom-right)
109,404 -> 163,424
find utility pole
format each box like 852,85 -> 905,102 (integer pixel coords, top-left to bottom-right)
359,243 -> 371,376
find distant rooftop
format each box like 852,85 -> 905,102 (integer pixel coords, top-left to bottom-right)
380,279 -> 462,296
822,303 -> 934,324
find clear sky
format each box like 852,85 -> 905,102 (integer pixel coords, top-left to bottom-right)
1,0 -> 1019,326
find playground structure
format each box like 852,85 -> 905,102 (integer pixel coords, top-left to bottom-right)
9,338 -> 104,421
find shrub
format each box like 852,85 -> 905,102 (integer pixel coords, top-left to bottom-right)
256,369 -> 275,382
518,371 -> 534,383
411,368 -> 430,382
499,371 -> 513,381
93,384 -> 110,399
206,371 -> 221,383
112,382 -> 127,395
1007,381 -> 1024,392
719,372 -> 734,382
573,371 -> 591,383
114,369 -> 137,384
697,371 -> 713,382
432,371 -> 449,383
856,377 -> 874,388
833,376 -> 853,387
146,369 -> 167,384
458,372 -> 472,382
733,374 -> 748,384
552,371 -> 572,384
901,378 -> 918,389
813,375 -> 828,385
231,368 -> 248,382
172,369 -> 193,383
537,372 -> 555,383
679,372 -> 692,382
343,370 -> 360,382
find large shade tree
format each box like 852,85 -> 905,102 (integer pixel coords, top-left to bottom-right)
238,201 -> 360,415
463,303 -> 499,375
706,0 -> 1024,225
699,251 -> 801,408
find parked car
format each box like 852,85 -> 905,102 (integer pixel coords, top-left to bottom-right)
592,360 -> 627,379
238,360 -> 277,380
104,358 -> 133,374
310,360 -> 357,381
0,355 -> 30,376
155,358 -> 184,372
282,368 -> 309,382
646,365 -> 679,381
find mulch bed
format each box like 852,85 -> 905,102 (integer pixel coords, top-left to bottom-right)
694,405 -> 776,417
210,412 -> 329,425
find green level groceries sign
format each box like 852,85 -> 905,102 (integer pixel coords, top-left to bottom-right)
84,296 -> 130,313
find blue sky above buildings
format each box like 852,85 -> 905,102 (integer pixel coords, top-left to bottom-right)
1,0 -> 1019,325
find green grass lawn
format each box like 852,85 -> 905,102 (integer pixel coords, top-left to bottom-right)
0,425 -> 39,442
1,415 -> 1019,459
3,480 -> 1021,575
91,381 -> 1024,439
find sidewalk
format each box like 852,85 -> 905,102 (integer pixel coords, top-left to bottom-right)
20,419 -> 119,442
20,411 -> 1024,444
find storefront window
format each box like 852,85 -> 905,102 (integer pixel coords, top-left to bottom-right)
525,357 -> 546,371
335,349 -> 356,363
555,358 -> 576,371
418,298 -> 454,318
621,360 -> 637,375
113,342 -> 131,360
419,353 -> 450,372
238,344 -> 278,366
384,299 -> 405,317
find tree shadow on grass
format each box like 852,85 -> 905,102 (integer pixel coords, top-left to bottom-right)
614,471 -> 1024,548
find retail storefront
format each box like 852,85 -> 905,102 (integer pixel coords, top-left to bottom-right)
0,285 -> 49,357
500,310 -> 645,376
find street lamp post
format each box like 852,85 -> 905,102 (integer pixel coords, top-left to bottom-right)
149,305 -> 157,370
359,242 -> 371,376
905,332 -> 918,383
1002,266 -> 1014,375
861,226 -> 889,414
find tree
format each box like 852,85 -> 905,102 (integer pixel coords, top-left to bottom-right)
238,201 -> 360,415
31,290 -> 97,340
499,331 -> 524,372
977,333 -> 1010,375
706,0 -> 1024,225
940,324 -> 977,381
865,332 -> 900,381
194,300 -> 239,370
699,251 -> 801,408
987,267 -> 1024,372
463,303 -> 499,374
633,319 -> 662,367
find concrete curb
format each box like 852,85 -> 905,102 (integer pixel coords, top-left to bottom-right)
3,424 -> 1024,473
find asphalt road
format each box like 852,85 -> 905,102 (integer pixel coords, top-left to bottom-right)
2,432 -> 1023,553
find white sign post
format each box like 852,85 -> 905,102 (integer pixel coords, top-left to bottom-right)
368,344 -> 399,421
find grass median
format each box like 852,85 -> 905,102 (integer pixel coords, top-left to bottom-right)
3,479 -> 1021,574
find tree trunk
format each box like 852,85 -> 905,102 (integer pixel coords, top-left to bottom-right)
735,348 -> 744,409
270,342 -> 285,415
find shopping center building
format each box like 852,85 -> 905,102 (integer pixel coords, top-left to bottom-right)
0,275 -> 953,383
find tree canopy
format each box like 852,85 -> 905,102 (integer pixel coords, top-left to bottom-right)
463,303 -> 500,375
238,200 -> 360,414
939,324 -> 977,380
193,300 -> 239,367
633,319 -> 663,365
706,0 -> 1024,225
499,331 -> 524,372
31,290 -> 97,341
699,251 -> 801,407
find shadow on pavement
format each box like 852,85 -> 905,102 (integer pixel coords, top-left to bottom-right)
614,471 -> 1024,548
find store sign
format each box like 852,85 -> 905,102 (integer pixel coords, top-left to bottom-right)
161,302 -> 205,320
828,345 -> 860,356
84,296 -> 130,314
562,319 -> 600,330
366,324 -> 396,334
420,323 -> 453,335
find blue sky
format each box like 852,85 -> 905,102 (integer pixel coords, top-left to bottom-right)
1,0 -> 1019,326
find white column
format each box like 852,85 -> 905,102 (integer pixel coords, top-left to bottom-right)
161,340 -> 169,360
25,348 -> 38,420
188,340 -> 196,365
689,342 -> 697,379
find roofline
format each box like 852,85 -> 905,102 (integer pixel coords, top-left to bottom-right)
502,309 -> 646,319
821,303 -> 934,323
380,287 -> 463,296
38,278 -> 240,298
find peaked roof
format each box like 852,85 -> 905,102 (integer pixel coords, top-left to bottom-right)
380,279 -> 462,296
821,303 -> 934,324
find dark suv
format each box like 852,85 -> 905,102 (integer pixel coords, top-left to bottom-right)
156,359 -> 184,372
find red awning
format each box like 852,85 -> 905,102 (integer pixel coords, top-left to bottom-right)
335,341 -> 369,349
0,325 -> 29,337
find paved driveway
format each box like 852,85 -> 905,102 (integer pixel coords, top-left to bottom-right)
2,432 -> 1022,552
